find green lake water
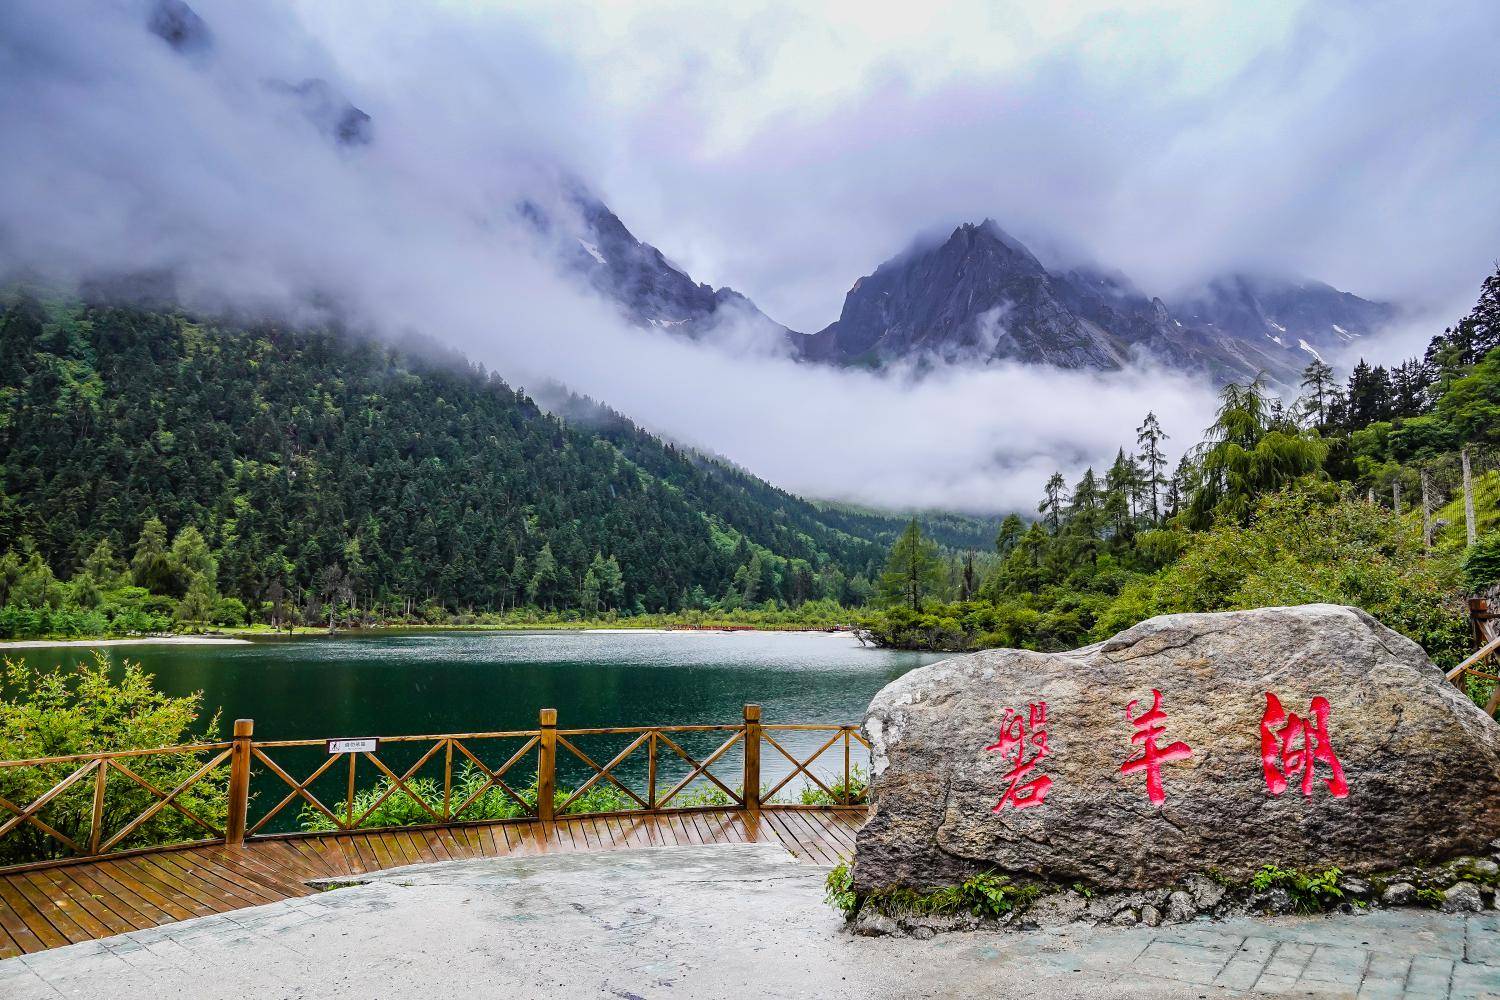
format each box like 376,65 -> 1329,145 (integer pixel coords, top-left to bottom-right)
11,630 -> 946,824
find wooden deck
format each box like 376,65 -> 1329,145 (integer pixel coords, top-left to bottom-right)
0,808 -> 860,959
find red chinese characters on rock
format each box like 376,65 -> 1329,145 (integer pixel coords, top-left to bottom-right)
1118,689 -> 1193,806
1261,693 -> 1350,798
985,702 -> 1052,811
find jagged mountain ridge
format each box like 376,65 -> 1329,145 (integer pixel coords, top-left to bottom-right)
794,220 -> 1395,382
554,205 -> 1393,384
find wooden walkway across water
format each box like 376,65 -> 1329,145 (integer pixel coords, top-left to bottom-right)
0,807 -> 861,958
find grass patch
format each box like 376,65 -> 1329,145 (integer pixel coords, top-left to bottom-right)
1248,864 -> 1346,913
825,861 -> 1042,921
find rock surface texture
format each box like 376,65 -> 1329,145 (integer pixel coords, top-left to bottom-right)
855,605 -> 1500,893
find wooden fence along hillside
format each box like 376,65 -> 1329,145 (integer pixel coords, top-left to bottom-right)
0,704 -> 869,873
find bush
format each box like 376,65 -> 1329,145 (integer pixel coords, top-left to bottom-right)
211,597 -> 248,627
827,865 -> 1042,921
298,768 -> 640,832
1098,486 -> 1469,665
0,654 -> 225,866
798,765 -> 867,806
1248,864 -> 1345,913
1462,533 -> 1500,591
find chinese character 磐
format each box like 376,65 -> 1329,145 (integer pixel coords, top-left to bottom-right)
1261,693 -> 1349,798
1118,689 -> 1192,806
984,702 -> 1051,811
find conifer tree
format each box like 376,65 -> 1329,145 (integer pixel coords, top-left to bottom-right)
131,518 -> 174,595
877,519 -> 943,612
1135,412 -> 1169,524
1038,473 -> 1069,534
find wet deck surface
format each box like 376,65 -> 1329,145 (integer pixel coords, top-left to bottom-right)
0,808 -> 859,958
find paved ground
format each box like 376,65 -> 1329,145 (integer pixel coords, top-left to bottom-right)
3,844 -> 1499,999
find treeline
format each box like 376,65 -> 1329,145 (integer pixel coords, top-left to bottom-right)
864,265 -> 1500,665
0,294 -> 988,637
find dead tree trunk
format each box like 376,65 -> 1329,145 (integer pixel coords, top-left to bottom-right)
1421,465 -> 1434,551
1463,447 -> 1477,546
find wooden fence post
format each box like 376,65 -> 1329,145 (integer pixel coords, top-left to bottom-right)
537,708 -> 557,823
225,719 -> 253,846
743,704 -> 762,812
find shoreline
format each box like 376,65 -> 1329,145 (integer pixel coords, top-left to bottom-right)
0,635 -> 253,650
0,624 -> 856,648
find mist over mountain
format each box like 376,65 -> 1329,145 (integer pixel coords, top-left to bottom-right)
2,0 -> 1493,515
557,206 -> 1396,385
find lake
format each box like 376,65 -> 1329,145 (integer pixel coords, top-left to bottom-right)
8,630 -> 947,823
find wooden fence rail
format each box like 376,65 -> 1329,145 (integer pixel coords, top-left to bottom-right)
0,704 -> 870,873
1447,598 -> 1500,712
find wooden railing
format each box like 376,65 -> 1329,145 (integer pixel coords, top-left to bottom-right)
1448,598 -> 1500,713
0,705 -> 869,872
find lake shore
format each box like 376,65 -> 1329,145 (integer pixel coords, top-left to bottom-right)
0,635 -> 253,650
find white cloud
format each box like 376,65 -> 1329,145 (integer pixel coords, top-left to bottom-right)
4,0 -> 1489,516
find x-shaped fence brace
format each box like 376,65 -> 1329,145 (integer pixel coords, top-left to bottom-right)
554,729 -> 746,813
0,749 -> 231,858
250,736 -> 542,834
760,726 -> 870,805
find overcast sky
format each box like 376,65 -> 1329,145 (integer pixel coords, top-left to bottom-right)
326,0 -> 1500,335
1,0 -> 1496,513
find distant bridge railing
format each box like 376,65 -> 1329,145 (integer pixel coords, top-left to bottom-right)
0,705 -> 870,872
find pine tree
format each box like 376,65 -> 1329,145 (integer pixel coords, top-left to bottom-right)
994,513 -> 1025,556
1037,473 -> 1069,534
82,538 -> 126,589
527,544 -> 557,609
1299,359 -> 1336,429
1103,449 -> 1141,541
131,518 -> 174,594
877,519 -> 944,613
168,525 -> 216,598
175,572 -> 219,624
1186,379 -> 1327,527
1135,412 -> 1169,524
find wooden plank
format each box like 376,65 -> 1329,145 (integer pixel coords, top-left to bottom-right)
0,877 -> 52,953
15,871 -> 113,941
0,922 -> 22,960
0,874 -> 83,947
200,848 -> 307,899
158,854 -> 278,909
364,832 -> 398,871
85,859 -> 197,922
26,868 -> 134,938
11,870 -> 99,944
59,865 -> 163,929
130,856 -> 239,915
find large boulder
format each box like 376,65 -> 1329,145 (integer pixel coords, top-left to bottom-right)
855,605 -> 1500,893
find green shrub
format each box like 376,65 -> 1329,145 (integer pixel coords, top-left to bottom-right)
798,765 -> 867,806
828,868 -> 1042,921
0,654 -> 226,865
1462,533 -> 1500,591
1248,864 -> 1345,913
298,768 -> 640,832
825,861 -> 858,916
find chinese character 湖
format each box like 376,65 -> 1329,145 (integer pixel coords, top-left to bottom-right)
985,702 -> 1051,811
1118,689 -> 1192,805
1260,693 -> 1349,798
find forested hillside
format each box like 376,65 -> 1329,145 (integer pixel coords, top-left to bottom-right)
0,293 -> 984,634
863,265 -> 1500,669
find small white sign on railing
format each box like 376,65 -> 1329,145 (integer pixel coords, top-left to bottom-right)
326,738 -> 379,755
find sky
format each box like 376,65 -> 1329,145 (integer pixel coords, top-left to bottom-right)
1,0 -> 1496,514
